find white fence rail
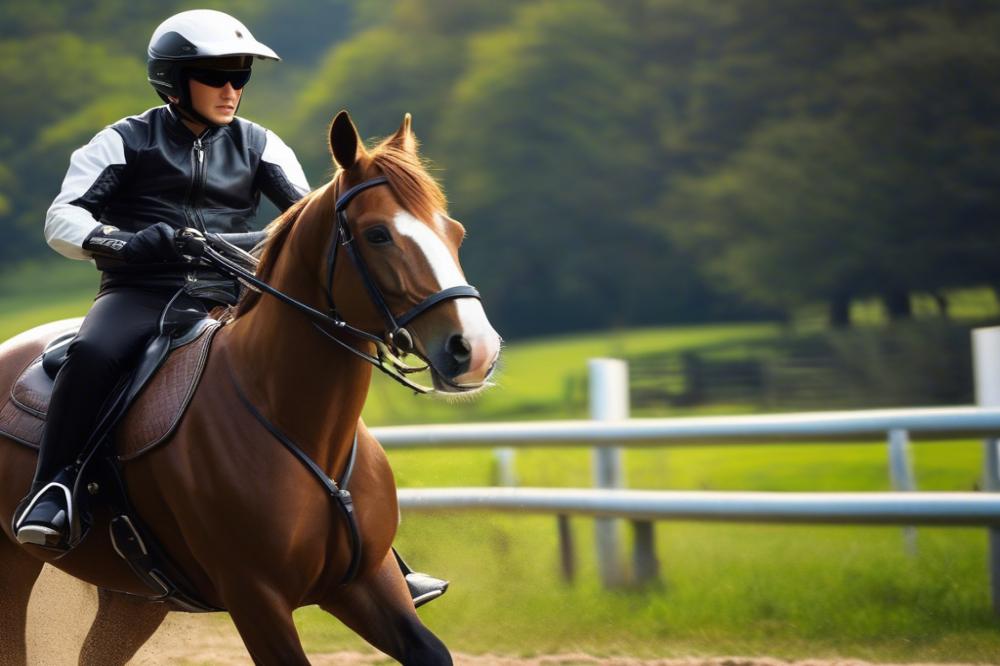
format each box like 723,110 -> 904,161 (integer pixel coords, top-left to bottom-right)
374,326 -> 1000,613
397,488 -> 1000,525
371,406 -> 1000,448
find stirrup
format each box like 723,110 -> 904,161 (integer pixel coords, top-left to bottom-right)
394,547 -> 449,608
406,571 -> 449,608
13,473 -> 74,550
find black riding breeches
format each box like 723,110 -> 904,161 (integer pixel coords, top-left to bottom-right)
33,287 -> 184,485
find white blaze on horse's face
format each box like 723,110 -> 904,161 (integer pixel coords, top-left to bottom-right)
390,210 -> 500,392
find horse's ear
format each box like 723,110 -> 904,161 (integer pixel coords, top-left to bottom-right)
329,110 -> 365,169
388,113 -> 417,154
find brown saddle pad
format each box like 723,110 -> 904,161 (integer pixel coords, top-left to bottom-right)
0,322 -> 220,461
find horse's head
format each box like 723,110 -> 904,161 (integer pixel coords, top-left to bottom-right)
304,110 -> 500,394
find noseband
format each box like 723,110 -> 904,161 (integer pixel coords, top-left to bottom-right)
200,176 -> 482,393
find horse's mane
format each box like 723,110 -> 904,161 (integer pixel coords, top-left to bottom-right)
369,139 -> 447,225
231,136 -> 446,320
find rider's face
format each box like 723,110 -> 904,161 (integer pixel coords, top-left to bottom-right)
188,78 -> 242,125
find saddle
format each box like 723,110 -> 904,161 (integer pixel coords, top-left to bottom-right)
1,316 -> 218,460
0,295 -> 223,612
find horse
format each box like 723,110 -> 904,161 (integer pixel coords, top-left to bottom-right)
0,110 -> 501,665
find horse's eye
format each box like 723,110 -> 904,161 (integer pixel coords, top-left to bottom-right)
364,226 -> 393,245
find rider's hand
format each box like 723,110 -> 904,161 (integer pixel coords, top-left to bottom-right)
175,227 -> 207,257
123,222 -> 183,264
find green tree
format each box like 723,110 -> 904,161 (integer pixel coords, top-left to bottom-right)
435,0 -> 673,334
660,7 -> 1000,325
0,34 -> 148,260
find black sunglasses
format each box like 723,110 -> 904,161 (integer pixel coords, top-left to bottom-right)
187,68 -> 252,90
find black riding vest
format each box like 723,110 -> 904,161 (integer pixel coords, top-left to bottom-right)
73,106 -> 304,285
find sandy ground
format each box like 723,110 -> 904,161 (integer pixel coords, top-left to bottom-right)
23,567 -> 993,666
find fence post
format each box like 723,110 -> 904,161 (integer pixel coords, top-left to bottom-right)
589,358 -> 628,587
887,428 -> 917,555
973,327 -> 1000,616
493,448 -> 517,487
632,520 -> 659,584
557,514 -> 575,582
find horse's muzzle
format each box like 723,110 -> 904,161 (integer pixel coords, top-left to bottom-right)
428,330 -> 500,393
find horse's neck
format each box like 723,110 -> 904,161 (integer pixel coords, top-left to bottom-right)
222,288 -> 373,475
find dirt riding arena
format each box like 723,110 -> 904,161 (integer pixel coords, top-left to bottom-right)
24,567 -> 991,666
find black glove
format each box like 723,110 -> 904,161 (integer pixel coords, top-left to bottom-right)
84,222 -> 182,264
125,222 -> 182,263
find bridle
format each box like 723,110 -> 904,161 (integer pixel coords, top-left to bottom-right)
323,176 -> 482,377
199,175 -> 482,393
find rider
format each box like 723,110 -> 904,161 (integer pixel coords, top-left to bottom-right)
14,9 -> 447,607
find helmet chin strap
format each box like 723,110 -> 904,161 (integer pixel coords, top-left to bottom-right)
171,101 -> 220,130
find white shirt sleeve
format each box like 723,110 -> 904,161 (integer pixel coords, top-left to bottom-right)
44,128 -> 127,260
262,129 -> 310,197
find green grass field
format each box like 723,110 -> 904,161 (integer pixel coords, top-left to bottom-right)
284,440 -> 999,662
3,272 -> 999,661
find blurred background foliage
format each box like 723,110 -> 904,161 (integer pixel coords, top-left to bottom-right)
2,0 -> 999,341
5,6 -> 1000,657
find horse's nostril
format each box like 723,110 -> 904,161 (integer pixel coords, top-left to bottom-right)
446,334 -> 472,364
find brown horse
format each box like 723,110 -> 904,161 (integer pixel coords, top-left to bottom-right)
0,110 -> 501,665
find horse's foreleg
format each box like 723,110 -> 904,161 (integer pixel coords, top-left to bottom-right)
321,550 -> 452,666
222,583 -> 309,665
78,588 -> 168,666
0,537 -> 44,666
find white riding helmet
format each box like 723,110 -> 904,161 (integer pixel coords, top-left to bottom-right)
146,9 -> 279,102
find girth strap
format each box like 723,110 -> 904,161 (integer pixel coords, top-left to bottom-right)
227,366 -> 363,585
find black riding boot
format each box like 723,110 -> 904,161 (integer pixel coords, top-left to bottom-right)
394,548 -> 449,608
12,349 -> 107,548
13,357 -> 102,548
13,289 -> 174,549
